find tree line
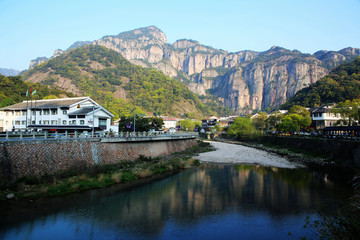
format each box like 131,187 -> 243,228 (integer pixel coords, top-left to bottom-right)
0,74 -> 73,108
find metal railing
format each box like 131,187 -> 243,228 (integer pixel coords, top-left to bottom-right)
0,130 -> 199,142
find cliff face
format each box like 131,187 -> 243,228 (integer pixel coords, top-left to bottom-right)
29,26 -> 360,113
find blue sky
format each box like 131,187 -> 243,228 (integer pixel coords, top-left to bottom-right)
1,0 -> 359,71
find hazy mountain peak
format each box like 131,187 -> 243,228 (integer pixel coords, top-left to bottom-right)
67,41 -> 92,51
0,68 -> 20,76
114,26 -> 167,44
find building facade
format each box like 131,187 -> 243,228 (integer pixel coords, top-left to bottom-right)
161,117 -> 179,130
0,97 -> 114,132
310,105 -> 342,130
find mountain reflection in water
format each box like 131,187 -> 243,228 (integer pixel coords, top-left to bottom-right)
0,164 -> 352,240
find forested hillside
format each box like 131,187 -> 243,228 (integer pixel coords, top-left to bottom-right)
0,74 -> 73,108
281,57 -> 360,109
22,45 -> 232,118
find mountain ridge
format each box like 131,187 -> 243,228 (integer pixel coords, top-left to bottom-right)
280,56 -> 360,109
22,45 -> 231,118
28,26 -> 360,113
0,68 -> 20,76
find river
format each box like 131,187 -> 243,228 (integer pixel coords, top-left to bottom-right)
0,141 -> 353,240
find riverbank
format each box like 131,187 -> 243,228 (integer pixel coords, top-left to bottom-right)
214,135 -> 360,168
195,141 -> 304,169
0,140 -> 214,201
216,139 -> 331,167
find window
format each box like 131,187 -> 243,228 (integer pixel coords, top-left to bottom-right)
5,121 -> 9,125
44,110 -> 50,115
43,120 -> 49,124
15,111 -> 21,116
39,121 -> 41,124
32,111 -> 36,115
80,120 -> 85,125
62,110 -> 67,115
99,119 -> 107,130
31,121 -> 35,125
72,120 -> 76,125
22,121 -> 26,125
15,121 -> 20,125
62,120 -> 67,125
51,120 -> 57,125
22,111 -> 26,116
69,121 -> 72,125
51,110 -> 57,115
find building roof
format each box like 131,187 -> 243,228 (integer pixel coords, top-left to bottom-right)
310,105 -> 335,114
68,107 -> 98,116
0,97 -> 90,110
162,117 -> 178,121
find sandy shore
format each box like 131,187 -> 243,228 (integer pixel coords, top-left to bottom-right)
194,141 -> 304,169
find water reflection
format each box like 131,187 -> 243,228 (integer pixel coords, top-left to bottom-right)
0,165 -> 352,240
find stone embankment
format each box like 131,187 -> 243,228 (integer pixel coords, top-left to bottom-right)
0,136 -> 197,182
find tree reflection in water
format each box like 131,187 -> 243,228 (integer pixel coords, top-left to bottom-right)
0,164 -> 352,240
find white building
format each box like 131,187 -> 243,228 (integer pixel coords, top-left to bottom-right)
311,105 -> 342,130
162,117 -> 179,130
0,97 -> 114,132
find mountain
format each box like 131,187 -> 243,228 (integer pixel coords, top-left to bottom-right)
22,45 -> 229,118
0,74 -> 73,108
29,26 -> 360,113
0,68 -> 20,76
280,56 -> 360,109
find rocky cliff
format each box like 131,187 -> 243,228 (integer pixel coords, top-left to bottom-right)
29,26 -> 360,113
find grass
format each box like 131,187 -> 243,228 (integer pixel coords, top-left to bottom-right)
0,140 -> 212,201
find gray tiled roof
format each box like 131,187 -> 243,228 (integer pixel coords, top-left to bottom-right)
0,97 -> 89,110
68,107 -> 98,115
310,106 -> 333,113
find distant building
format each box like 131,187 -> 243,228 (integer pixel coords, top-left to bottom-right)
0,97 -> 114,132
161,117 -> 179,130
310,105 -> 342,130
201,116 -> 220,131
218,116 -> 237,128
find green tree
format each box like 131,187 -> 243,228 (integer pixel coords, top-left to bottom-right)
281,57 -> 360,109
177,119 -> 196,131
118,116 -> 165,132
288,105 -> 310,117
266,111 -> 284,130
43,95 -> 58,99
277,113 -> 311,133
251,112 -> 268,132
227,117 -> 258,138
332,99 -> 360,126
149,117 -> 164,131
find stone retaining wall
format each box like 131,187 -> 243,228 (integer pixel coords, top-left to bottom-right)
0,137 -> 197,182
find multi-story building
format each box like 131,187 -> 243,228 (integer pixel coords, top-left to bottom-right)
0,97 -> 114,133
310,105 -> 342,130
201,116 -> 220,131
